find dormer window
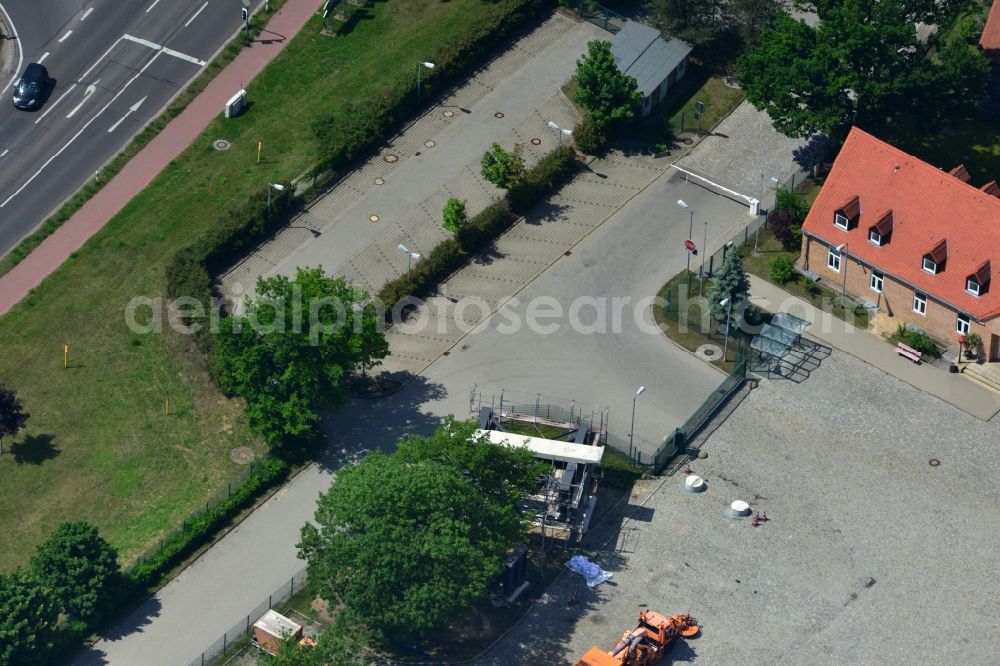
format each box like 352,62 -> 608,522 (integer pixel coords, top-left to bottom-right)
923,239 -> 947,275
869,228 -> 882,245
968,261 -> 990,296
869,210 -> 892,247
835,213 -> 849,229
833,195 -> 860,230
967,278 -> 981,296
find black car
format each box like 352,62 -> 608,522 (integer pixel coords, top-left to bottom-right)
12,63 -> 49,110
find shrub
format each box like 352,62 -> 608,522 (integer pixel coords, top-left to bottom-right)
442,198 -> 467,234
507,146 -> 577,214
458,201 -> 515,254
767,209 -> 803,251
769,256 -> 796,284
889,324 -> 942,358
775,187 -> 809,221
802,277 -> 821,297
573,113 -> 607,155
129,458 -> 287,587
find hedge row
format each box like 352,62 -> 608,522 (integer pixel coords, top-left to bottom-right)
377,146 -> 579,316
128,458 -> 288,587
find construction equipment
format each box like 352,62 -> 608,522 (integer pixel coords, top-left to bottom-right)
574,610 -> 699,666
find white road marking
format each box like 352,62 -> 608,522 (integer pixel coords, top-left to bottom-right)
123,33 -> 206,66
2,51 -> 163,208
58,30 -> 73,43
65,79 -> 100,119
0,3 -> 24,91
38,51 -> 50,64
145,0 -> 162,12
81,7 -> 94,21
35,83 -> 77,124
0,149 -> 8,158
107,96 -> 146,133
184,2 -> 208,28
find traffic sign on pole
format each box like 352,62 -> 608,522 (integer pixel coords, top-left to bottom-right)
684,239 -> 696,254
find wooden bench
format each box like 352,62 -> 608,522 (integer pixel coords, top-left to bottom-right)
896,342 -> 923,364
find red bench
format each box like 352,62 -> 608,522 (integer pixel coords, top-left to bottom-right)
896,342 -> 923,364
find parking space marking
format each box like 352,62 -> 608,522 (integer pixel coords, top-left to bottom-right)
58,30 -> 73,43
123,34 -> 206,66
184,2 -> 208,28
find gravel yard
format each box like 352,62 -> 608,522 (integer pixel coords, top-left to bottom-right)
476,349 -> 1000,665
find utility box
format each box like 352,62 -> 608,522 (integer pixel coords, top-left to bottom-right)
252,609 -> 302,656
225,89 -> 248,118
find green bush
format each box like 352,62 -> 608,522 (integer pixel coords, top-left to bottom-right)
442,198 -> 467,234
775,187 -> 810,221
507,146 -> 577,214
128,458 -> 287,587
573,113 -> 607,155
458,201 -> 515,254
768,256 -> 796,284
889,324 -> 942,358
802,277 -> 821,297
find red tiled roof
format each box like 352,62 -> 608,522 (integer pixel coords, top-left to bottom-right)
983,0 -> 1000,52
802,127 -> 1000,320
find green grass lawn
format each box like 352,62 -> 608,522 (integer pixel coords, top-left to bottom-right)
0,0 -> 531,571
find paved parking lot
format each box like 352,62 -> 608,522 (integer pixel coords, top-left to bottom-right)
475,349 -> 1000,665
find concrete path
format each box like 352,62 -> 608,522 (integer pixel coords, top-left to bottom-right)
0,0 -> 320,316
748,274 -> 1000,420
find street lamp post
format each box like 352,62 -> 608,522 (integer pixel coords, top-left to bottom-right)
398,243 -> 421,282
754,175 -> 780,255
546,120 -> 572,146
677,200 -> 693,291
628,385 -> 646,464
267,182 -> 285,217
720,297 -> 734,362
700,219 -> 708,296
836,243 -> 848,307
416,61 -> 435,105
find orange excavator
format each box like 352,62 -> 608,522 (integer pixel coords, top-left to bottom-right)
574,610 -> 699,666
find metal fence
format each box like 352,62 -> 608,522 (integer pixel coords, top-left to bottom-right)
131,459 -> 272,570
188,567 -> 308,666
653,348 -> 747,473
561,0 -> 627,33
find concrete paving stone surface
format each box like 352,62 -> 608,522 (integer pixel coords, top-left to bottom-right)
475,349 -> 1000,665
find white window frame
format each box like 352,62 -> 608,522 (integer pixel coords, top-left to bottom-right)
922,256 -> 937,274
913,292 -> 927,315
827,248 -> 842,272
870,271 -> 883,293
956,314 -> 971,335
868,228 -> 882,246
834,213 -> 849,230
966,278 -> 981,296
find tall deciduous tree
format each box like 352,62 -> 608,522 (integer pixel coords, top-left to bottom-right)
214,267 -> 388,442
738,0 -> 988,140
30,522 -> 121,621
480,143 -> 526,190
647,0 -> 718,45
0,385 -> 28,456
707,247 -> 751,321
573,40 -> 642,128
0,570 -> 57,666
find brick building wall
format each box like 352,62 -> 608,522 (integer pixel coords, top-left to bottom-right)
801,235 -> 1000,359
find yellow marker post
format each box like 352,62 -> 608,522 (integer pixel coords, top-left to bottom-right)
257,140 -> 263,164
165,395 -> 170,415
64,344 -> 69,369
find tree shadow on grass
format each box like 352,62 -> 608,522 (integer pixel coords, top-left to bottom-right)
10,433 -> 59,465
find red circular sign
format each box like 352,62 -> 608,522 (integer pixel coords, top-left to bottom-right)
684,239 -> 696,252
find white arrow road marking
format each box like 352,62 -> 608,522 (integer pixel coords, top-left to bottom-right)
107,96 -> 147,133
66,80 -> 101,119
2,51 -> 162,208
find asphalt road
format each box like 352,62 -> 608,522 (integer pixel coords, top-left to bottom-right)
0,0 -> 249,257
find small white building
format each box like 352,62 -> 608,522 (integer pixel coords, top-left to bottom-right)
611,20 -> 693,118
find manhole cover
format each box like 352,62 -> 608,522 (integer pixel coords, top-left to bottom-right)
683,137 -> 694,145
929,458 -> 941,466
415,151 -> 421,156
695,343 -> 723,361
383,154 -> 399,163
213,139 -> 231,151
229,447 -> 255,465
531,138 -> 541,145
494,112 -> 504,118
443,110 -> 454,118
374,177 -> 384,185
425,140 -> 436,148
369,214 -> 379,223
